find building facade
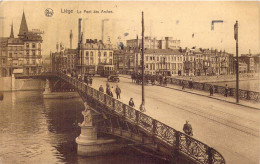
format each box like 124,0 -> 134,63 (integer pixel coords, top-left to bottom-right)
0,12 -> 43,77
183,48 -> 234,76
114,49 -> 184,76
78,39 -> 114,74
126,37 -> 180,50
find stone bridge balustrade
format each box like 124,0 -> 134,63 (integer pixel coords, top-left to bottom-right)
55,71 -> 225,164
169,77 -> 260,102
15,72 -> 226,163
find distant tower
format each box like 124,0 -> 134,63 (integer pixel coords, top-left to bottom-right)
70,30 -> 73,49
18,11 -> 29,38
10,22 -> 14,38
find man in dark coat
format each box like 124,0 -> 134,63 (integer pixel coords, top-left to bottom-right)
183,120 -> 193,136
99,85 -> 104,92
115,85 -> 121,99
224,84 -> 229,97
209,85 -> 214,96
129,98 -> 135,107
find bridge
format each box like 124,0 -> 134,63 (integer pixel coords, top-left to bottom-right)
16,72 -> 225,164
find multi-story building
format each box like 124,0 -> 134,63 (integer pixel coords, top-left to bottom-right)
239,61 -> 248,73
183,48 -> 234,76
78,39 -> 113,74
0,12 -> 43,77
126,37 -> 180,50
113,50 -> 136,74
114,49 -> 184,76
51,48 -> 77,72
240,54 -> 255,73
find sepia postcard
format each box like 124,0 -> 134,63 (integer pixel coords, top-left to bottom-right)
0,1 -> 259,164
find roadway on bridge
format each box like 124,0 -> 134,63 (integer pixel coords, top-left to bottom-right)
89,76 -> 260,164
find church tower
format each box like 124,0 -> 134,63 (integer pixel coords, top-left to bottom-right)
18,11 -> 29,38
10,22 -> 14,38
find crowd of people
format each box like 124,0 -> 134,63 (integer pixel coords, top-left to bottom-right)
131,73 -> 168,86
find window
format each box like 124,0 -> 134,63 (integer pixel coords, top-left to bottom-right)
33,60 -> 36,65
109,52 -> 112,57
26,43 -> 29,48
26,51 -> 29,55
90,51 -> 93,56
9,53 -> 12,58
27,59 -> 29,64
2,58 -> 6,64
32,50 -> 36,56
38,43 -> 41,49
32,43 -> 36,48
104,52 -> 107,57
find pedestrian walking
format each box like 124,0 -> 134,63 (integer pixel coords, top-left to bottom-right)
89,77 -> 93,86
224,84 -> 229,97
209,85 -> 214,96
183,120 -> 193,136
115,85 -> 121,99
99,85 -> 104,92
106,86 -> 110,95
129,98 -> 135,107
106,82 -> 110,88
110,87 -> 114,97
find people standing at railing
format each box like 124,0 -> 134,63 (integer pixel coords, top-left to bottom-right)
89,77 -> 93,86
189,78 -> 193,90
181,80 -> 185,90
164,77 -> 167,86
183,120 -> 193,136
84,75 -> 88,85
129,98 -> 135,107
99,85 -> 104,92
224,84 -> 229,97
209,85 -> 214,96
115,85 -> 121,99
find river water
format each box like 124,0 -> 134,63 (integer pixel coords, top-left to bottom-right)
0,91 -> 165,164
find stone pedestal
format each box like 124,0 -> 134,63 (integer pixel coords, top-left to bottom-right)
76,102 -> 123,156
43,79 -> 51,95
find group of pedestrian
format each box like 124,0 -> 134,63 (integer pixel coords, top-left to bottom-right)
84,75 -> 93,86
104,82 -> 122,99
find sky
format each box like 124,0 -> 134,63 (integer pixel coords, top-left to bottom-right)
0,1 -> 259,57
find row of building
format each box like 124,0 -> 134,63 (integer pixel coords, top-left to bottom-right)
51,36 -> 260,77
1,13 -> 258,77
0,12 -> 43,77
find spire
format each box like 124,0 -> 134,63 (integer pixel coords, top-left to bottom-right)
18,11 -> 29,37
10,22 -> 14,38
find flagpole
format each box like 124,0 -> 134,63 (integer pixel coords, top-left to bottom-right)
235,20 -> 239,103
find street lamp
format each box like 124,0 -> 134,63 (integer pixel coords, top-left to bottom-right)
140,11 -> 146,112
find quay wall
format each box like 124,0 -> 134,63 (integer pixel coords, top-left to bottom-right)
0,77 -> 44,91
172,73 -> 259,83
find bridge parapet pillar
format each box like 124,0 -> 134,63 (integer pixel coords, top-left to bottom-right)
76,102 -> 123,156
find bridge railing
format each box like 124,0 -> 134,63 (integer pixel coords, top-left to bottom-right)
169,78 -> 260,102
56,72 -> 225,164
